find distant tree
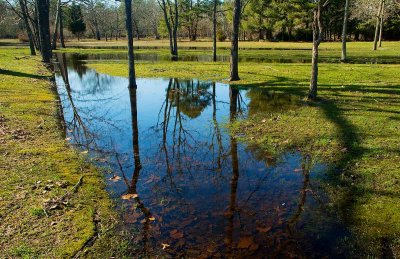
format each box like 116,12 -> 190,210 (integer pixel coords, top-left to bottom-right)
229,0 -> 241,81
68,4 -> 86,40
341,0 -> 350,61
158,0 -> 179,58
309,0 -> 329,100
125,0 -> 137,88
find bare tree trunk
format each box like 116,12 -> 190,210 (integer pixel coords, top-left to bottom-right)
36,0 -> 52,63
308,1 -> 323,100
160,0 -> 174,56
125,0 -> 137,88
52,0 -> 62,50
19,0 -> 36,55
378,0 -> 385,47
341,0 -> 349,61
373,0 -> 384,51
230,0 -> 241,81
172,0 -> 179,57
59,4 -> 66,48
212,0 -> 217,62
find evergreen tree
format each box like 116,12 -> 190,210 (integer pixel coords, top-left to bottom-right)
68,4 -> 86,40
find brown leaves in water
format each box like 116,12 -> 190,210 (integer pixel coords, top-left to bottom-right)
237,236 -> 259,251
170,229 -> 184,239
109,175 -> 121,182
121,193 -> 138,200
256,226 -> 272,233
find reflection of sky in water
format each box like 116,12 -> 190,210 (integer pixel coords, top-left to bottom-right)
55,59 -> 350,258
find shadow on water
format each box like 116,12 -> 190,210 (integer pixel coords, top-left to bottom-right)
53,53 -> 387,257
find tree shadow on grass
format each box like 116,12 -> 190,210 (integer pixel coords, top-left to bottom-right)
0,68 -> 49,80
237,79 -> 398,256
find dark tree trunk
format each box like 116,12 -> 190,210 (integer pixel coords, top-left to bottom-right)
19,0 -> 36,55
125,0 -> 137,88
212,0 -> 217,62
341,0 -> 350,61
36,0 -> 52,63
308,1 -> 324,100
172,0 -> 178,57
32,5 -> 41,51
373,0 -> 384,50
59,5 -> 66,48
229,0 -> 241,81
52,0 -> 62,50
160,0 -> 175,56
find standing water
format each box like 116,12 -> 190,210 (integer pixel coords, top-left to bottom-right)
54,53 -> 350,258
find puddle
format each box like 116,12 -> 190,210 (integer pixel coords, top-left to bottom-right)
54,53 -> 353,257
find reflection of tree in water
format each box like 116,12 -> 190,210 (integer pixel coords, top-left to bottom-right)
168,79 -> 212,119
247,88 -> 299,116
118,87 -> 154,256
69,53 -> 88,78
55,53 -> 121,154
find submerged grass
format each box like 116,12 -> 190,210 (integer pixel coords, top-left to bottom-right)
89,58 -> 400,256
0,47 -> 129,257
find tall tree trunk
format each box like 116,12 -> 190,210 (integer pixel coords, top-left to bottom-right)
19,0 -> 36,55
160,0 -> 174,56
32,5 -> 41,51
373,0 -> 384,51
52,0 -> 62,50
59,5 -> 66,48
229,0 -> 241,81
341,0 -> 349,61
378,0 -> 385,47
172,0 -> 179,57
212,0 -> 217,62
125,0 -> 137,88
308,1 -> 323,100
36,0 -> 52,63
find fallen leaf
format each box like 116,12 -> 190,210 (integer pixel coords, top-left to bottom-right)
237,236 -> 255,249
170,229 -> 184,239
121,193 -> 138,200
109,175 -> 121,182
149,217 -> 156,221
256,226 -> 272,233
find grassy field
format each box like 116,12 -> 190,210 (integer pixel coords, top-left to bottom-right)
0,47 -> 130,257
88,56 -> 400,255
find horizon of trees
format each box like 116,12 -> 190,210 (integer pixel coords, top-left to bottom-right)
1,0 -> 400,99
1,0 -> 400,42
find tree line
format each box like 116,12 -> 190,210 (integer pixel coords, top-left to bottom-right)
2,0 -> 399,99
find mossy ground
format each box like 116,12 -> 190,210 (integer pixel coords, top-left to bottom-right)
88,53 -> 400,255
0,47 -> 129,257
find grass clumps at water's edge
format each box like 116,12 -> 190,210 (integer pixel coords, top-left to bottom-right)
0,47 -> 129,257
89,60 -> 400,256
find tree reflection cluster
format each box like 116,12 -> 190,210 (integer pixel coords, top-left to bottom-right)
55,54 -> 345,258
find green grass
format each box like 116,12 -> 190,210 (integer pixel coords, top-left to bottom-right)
0,47 -> 129,257
88,57 -> 400,255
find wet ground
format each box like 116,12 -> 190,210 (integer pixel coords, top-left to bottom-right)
55,54 -> 354,258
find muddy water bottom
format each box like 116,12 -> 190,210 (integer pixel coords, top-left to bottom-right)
55,54 -> 352,257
